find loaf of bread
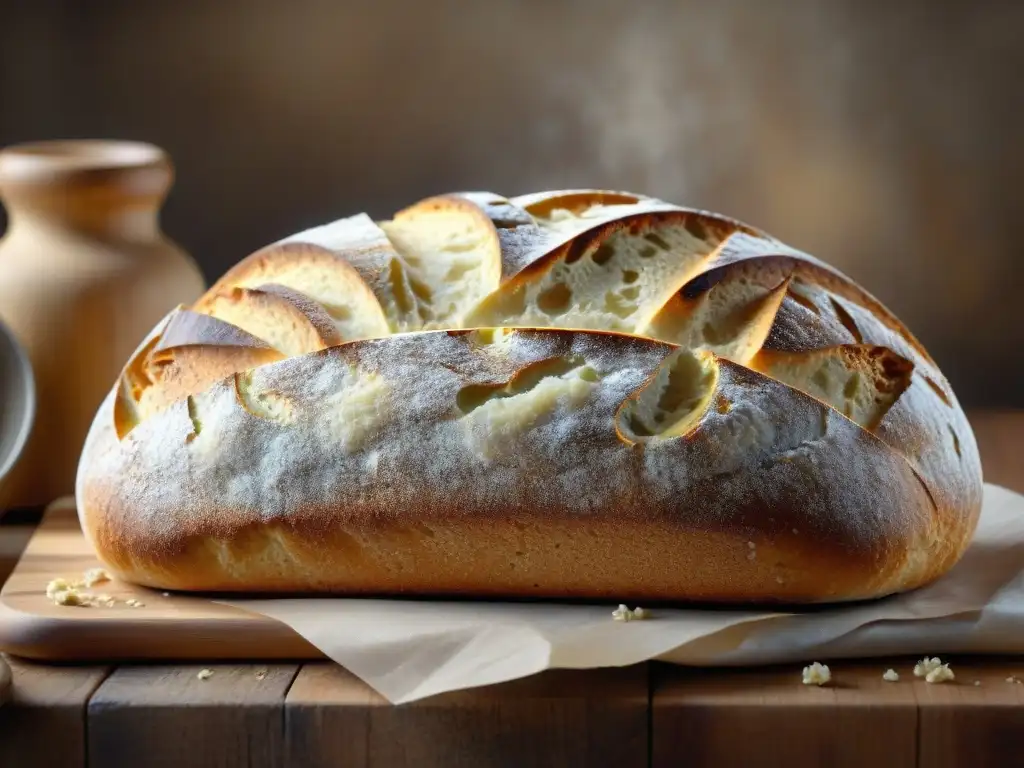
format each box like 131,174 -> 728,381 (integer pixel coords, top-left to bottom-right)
76,189 -> 983,604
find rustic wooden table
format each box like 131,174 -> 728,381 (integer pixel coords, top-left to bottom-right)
0,411 -> 1020,768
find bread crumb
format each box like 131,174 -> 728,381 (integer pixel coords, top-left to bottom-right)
1007,676 -> 1020,684
925,664 -> 955,684
883,668 -> 899,682
914,657 -> 943,678
612,604 -> 649,622
83,568 -> 110,587
255,670 -> 267,681
197,669 -> 214,681
52,588 -> 87,606
125,598 -> 145,608
45,578 -> 88,607
162,592 -> 170,597
45,578 -> 72,601
802,662 -> 831,686
974,680 -> 982,686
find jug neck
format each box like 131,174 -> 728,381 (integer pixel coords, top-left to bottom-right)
0,140 -> 171,240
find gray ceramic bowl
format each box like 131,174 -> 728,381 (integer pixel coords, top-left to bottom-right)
0,316 -> 35,495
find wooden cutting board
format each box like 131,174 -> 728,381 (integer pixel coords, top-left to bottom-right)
0,498 -> 322,661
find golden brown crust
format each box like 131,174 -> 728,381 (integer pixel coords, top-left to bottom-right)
200,283 -> 342,355
80,329 -> 940,603
76,188 -> 984,604
111,308 -> 283,438
511,189 -> 657,217
194,240 -> 391,341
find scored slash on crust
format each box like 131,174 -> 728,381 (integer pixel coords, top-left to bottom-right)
613,348 -> 720,446
78,188 -> 984,603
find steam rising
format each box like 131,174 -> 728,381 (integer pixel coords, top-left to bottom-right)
542,6 -> 749,203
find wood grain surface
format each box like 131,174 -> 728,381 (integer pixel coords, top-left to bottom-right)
0,654 -> 110,768
654,660 -> 919,767
653,656 -> 1024,768
2,655 -> 1023,768
0,498 -> 319,661
88,665 -> 299,768
286,663 -> 649,768
914,657 -> 1024,768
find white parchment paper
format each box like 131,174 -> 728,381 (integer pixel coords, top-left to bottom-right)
219,483 -> 1024,703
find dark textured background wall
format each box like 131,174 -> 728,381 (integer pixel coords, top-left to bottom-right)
1,0 -> 1021,406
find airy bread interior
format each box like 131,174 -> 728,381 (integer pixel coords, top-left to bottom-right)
378,196 -> 503,330
463,211 -> 737,332
615,349 -> 720,445
751,345 -> 914,430
643,258 -> 792,365
115,190 -> 940,466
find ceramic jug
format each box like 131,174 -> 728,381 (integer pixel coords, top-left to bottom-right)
0,140 -> 206,508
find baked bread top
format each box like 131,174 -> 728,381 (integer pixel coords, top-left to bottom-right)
76,189 -> 984,603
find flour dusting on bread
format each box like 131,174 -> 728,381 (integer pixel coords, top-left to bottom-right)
75,188 -> 983,603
